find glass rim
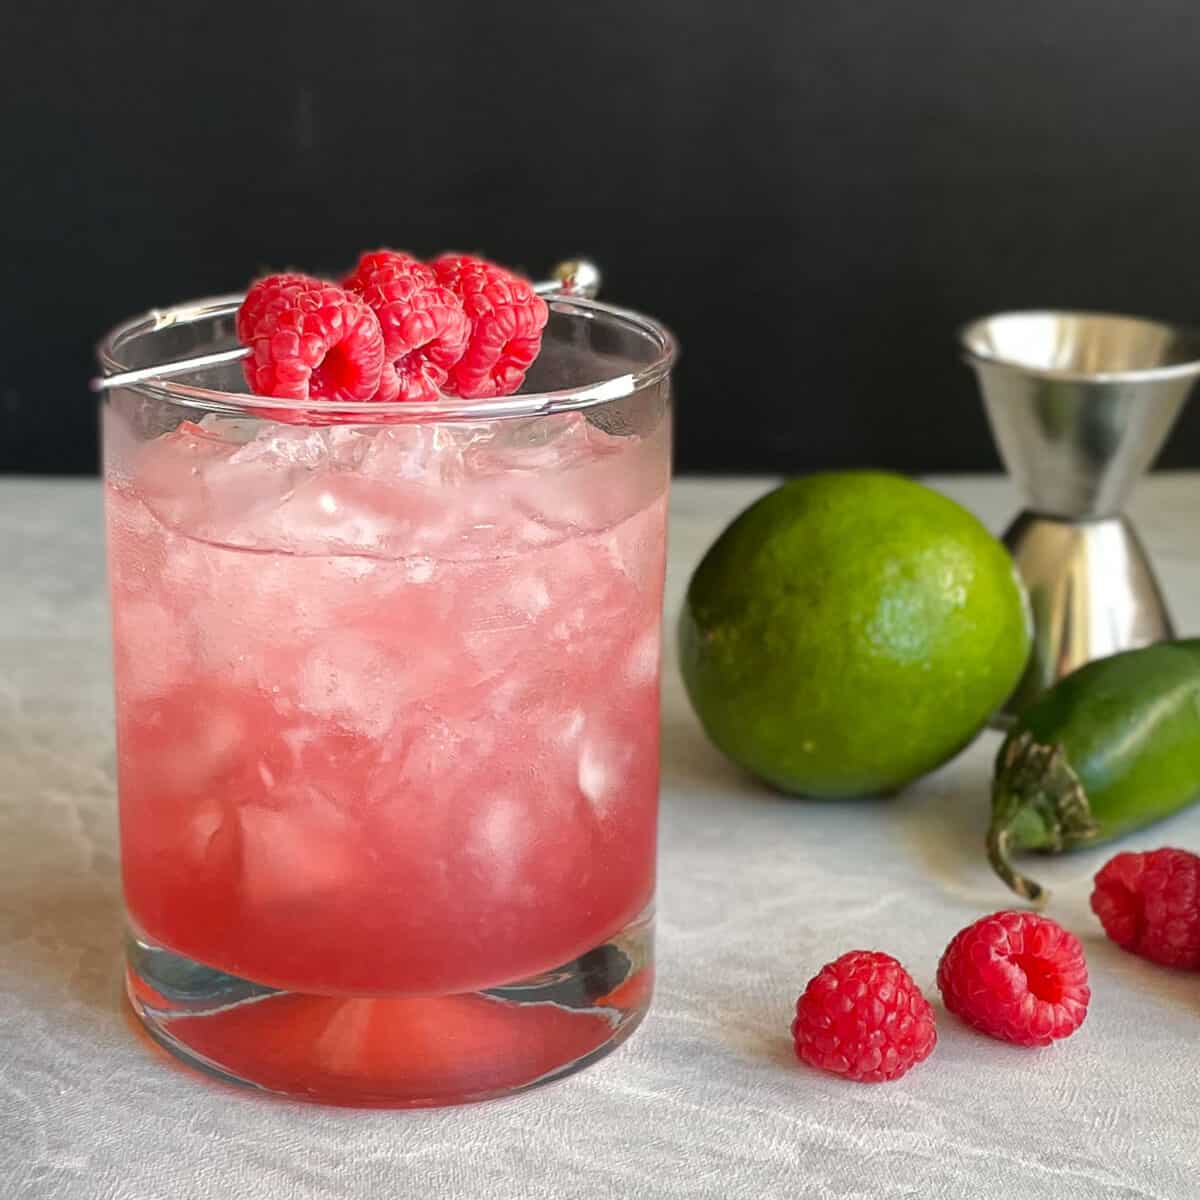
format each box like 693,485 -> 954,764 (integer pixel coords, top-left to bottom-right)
96,293 -> 678,422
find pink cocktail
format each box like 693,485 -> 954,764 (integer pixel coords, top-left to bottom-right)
98,293 -> 674,1106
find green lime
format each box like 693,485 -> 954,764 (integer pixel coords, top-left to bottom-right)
679,471 -> 1031,797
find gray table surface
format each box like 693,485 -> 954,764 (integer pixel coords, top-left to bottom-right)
2,474 -> 1199,1200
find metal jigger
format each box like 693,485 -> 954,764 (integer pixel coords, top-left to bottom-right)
960,311 -> 1200,721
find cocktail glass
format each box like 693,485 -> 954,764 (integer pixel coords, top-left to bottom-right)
96,291 -> 675,1107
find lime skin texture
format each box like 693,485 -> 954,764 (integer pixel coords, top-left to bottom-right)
679,472 -> 1031,798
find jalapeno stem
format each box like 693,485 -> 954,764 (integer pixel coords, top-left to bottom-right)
986,825 -> 1047,906
988,732 -> 1099,904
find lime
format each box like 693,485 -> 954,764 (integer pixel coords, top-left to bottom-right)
678,472 -> 1031,797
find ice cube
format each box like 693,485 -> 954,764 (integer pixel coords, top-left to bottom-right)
238,793 -> 356,908
484,676 -> 528,719
623,627 -> 662,686
359,423 -> 470,484
133,420 -> 404,556
470,793 -> 528,872
195,413 -> 260,446
269,472 -> 402,557
132,420 -> 236,536
506,575 -> 551,617
577,727 -> 635,817
404,556 -> 436,583
388,713 -> 471,796
111,598 -> 193,700
223,421 -> 334,469
202,425 -> 343,548
185,801 -> 226,861
294,636 -> 396,738
498,415 -> 665,538
462,413 -> 595,476
125,402 -> 666,566
179,798 -> 243,879
157,703 -> 246,793
554,707 -> 587,748
578,742 -> 610,806
281,726 -> 318,766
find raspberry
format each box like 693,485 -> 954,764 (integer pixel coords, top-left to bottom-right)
234,272 -> 311,346
237,274 -> 385,404
342,250 -> 471,403
431,254 -> 549,399
1090,848 -> 1200,969
937,911 -> 1089,1046
348,249 -> 435,288
790,950 -> 936,1083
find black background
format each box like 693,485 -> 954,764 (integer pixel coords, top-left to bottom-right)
5,1 -> 1200,475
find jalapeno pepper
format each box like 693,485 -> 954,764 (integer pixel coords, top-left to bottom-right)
988,639 -> 1200,902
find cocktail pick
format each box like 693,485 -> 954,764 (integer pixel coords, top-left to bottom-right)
90,258 -> 602,393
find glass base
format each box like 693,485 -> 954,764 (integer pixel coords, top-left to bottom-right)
125,910 -> 653,1108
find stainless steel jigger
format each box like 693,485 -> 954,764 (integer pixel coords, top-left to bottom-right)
960,310 -> 1200,721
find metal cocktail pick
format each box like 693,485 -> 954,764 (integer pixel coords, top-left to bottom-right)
90,259 -> 603,393
961,310 -> 1200,721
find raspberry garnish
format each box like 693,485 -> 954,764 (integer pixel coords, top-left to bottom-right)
790,950 -> 937,1083
237,274 -> 386,404
431,254 -> 549,399
342,250 -> 471,403
234,272 -> 311,347
937,911 -> 1089,1046
1090,848 -> 1200,969
348,250 -> 435,288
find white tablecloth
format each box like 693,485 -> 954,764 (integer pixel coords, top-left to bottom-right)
2,475 -> 1198,1200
